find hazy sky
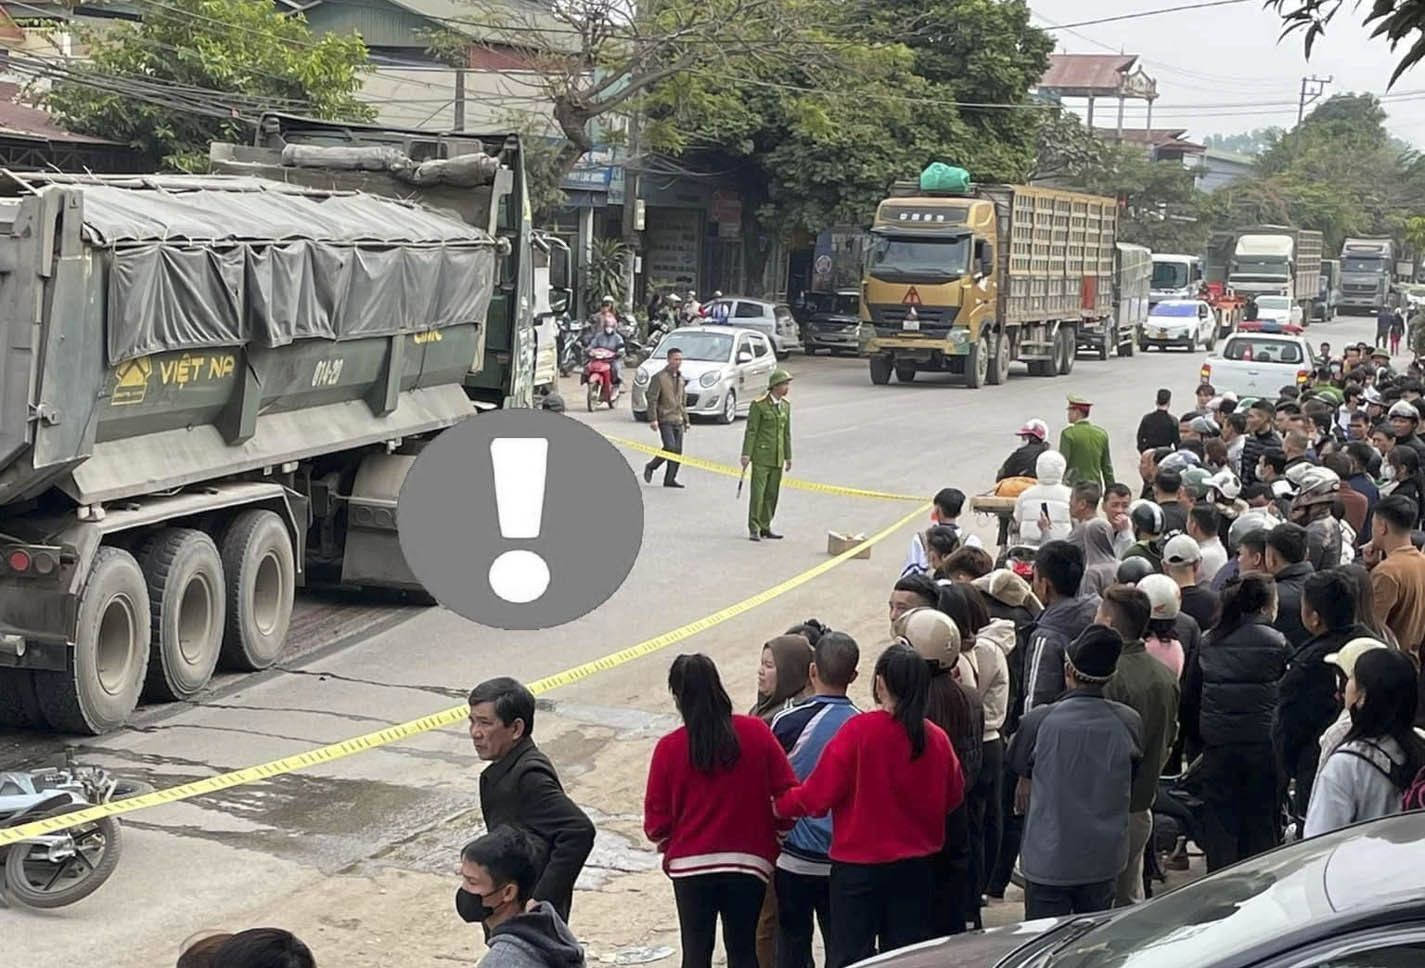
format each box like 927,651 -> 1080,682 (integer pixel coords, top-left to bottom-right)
1029,0 -> 1425,146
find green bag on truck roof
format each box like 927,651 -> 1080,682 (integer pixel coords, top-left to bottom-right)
920,163 -> 970,194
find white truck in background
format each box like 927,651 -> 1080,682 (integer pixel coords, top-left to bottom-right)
1229,225 -> 1323,324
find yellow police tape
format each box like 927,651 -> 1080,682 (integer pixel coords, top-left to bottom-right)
0,500 -> 931,846
601,434 -> 924,502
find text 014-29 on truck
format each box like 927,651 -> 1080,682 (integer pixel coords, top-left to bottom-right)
860,165 -> 1117,388
0,113 -> 541,735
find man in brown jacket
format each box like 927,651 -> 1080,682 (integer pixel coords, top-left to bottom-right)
643,346 -> 689,488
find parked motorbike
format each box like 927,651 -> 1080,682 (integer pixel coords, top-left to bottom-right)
998,543 -> 1037,581
0,760 -> 150,909
557,316 -> 583,376
582,346 -> 620,411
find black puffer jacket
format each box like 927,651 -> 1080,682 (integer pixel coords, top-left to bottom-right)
1271,623 -> 1371,808
1271,562 -> 1315,649
1195,616 -> 1290,747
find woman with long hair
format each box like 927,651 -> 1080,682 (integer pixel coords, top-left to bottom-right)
896,607 -> 982,936
1190,574 -> 1289,871
934,583 -> 1011,927
646,654 -> 798,968
775,642 -> 964,968
1305,648 -> 1425,836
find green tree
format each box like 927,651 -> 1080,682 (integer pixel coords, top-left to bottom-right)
1202,128 -> 1285,156
1267,0 -> 1425,86
43,0 -> 372,170
639,0 -> 1052,288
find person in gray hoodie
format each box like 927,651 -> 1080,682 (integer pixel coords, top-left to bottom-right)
460,826 -> 587,968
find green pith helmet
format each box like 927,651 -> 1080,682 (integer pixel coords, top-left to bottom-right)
769,369 -> 793,389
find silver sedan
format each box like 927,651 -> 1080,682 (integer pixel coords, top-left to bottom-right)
631,326 -> 778,424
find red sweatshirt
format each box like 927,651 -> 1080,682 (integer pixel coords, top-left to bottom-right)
644,714 -> 798,882
773,709 -> 964,864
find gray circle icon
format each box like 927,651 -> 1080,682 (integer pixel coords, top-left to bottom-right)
397,409 -> 645,630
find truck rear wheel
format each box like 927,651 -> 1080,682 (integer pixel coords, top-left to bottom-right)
894,365 -> 916,383
138,528 -> 225,701
219,510 -> 295,672
869,356 -> 892,385
0,669 -> 47,728
34,547 -> 151,735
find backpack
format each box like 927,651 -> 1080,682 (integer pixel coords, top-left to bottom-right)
1403,765 -> 1425,811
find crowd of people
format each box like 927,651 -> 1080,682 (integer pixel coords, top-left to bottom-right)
166,342 -> 1425,968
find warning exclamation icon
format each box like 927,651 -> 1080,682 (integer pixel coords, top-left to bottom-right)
488,437 -> 551,603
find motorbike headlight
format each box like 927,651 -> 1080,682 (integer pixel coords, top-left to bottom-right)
699,370 -> 720,388
634,368 -> 651,385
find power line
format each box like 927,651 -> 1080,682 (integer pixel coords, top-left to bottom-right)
1042,1 -> 1251,31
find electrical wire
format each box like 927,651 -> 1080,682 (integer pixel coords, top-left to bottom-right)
1043,1 -> 1252,31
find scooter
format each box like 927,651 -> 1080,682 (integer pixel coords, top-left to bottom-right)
999,544 -> 1037,581
0,760 -> 150,909
582,346 -> 620,411
557,315 -> 582,376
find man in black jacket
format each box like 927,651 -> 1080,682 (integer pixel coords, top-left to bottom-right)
1240,400 -> 1283,488
1025,541 -> 1100,712
1137,389 -> 1180,452
457,677 -> 596,926
997,420 -> 1050,481
1271,570 -> 1370,823
1265,523 -> 1315,649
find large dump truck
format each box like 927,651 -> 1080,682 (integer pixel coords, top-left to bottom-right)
0,125 -> 538,735
1338,237 -> 1395,314
1227,224 -> 1323,318
861,172 -> 1116,387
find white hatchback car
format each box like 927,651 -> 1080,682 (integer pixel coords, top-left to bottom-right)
631,326 -> 777,424
1253,294 -> 1306,328
1139,299 -> 1216,352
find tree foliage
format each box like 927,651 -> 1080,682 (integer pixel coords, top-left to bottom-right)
1202,128 -> 1284,156
1211,93 -> 1425,254
1267,0 -> 1425,86
637,0 -> 1051,287
43,0 -> 373,170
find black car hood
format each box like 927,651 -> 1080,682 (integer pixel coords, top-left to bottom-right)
850,917 -> 1071,968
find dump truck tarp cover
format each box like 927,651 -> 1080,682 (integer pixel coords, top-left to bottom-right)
29,178 -> 499,366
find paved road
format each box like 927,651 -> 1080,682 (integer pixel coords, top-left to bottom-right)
1,316 -> 1379,966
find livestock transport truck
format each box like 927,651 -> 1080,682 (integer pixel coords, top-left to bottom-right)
0,114 -> 544,735
861,168 -> 1117,387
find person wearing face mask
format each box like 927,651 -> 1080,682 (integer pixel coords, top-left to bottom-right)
586,310 -> 626,390
459,827 -> 588,968
1304,648 -> 1425,836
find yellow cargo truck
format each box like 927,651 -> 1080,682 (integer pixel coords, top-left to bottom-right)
860,175 -> 1117,387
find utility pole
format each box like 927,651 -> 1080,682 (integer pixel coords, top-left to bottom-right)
1298,74 -> 1332,125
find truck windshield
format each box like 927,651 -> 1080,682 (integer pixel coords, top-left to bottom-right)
1232,258 -> 1289,279
866,236 -> 970,281
1151,263 -> 1189,289
1343,257 -> 1385,273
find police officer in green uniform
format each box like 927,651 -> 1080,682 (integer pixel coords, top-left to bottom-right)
741,369 -> 793,541
1059,393 -> 1115,489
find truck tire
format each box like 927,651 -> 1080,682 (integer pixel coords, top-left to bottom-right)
1122,333 -> 1135,357
966,335 -> 989,388
869,356 -> 892,385
0,669 -> 47,728
987,332 -> 1010,385
34,547 -> 151,735
1097,329 -> 1110,361
219,510 -> 295,672
137,528 -> 225,702
1027,359 -> 1050,377
894,365 -> 916,383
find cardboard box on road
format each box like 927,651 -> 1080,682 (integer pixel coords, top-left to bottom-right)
827,531 -> 872,560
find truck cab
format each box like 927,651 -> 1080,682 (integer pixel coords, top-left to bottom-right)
1150,254 -> 1203,307
1230,234 -> 1294,299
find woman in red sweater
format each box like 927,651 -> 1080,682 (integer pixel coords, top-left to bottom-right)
774,642 -> 964,968
645,653 -> 798,968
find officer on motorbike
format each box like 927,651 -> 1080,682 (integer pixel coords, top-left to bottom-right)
587,310 -> 626,389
